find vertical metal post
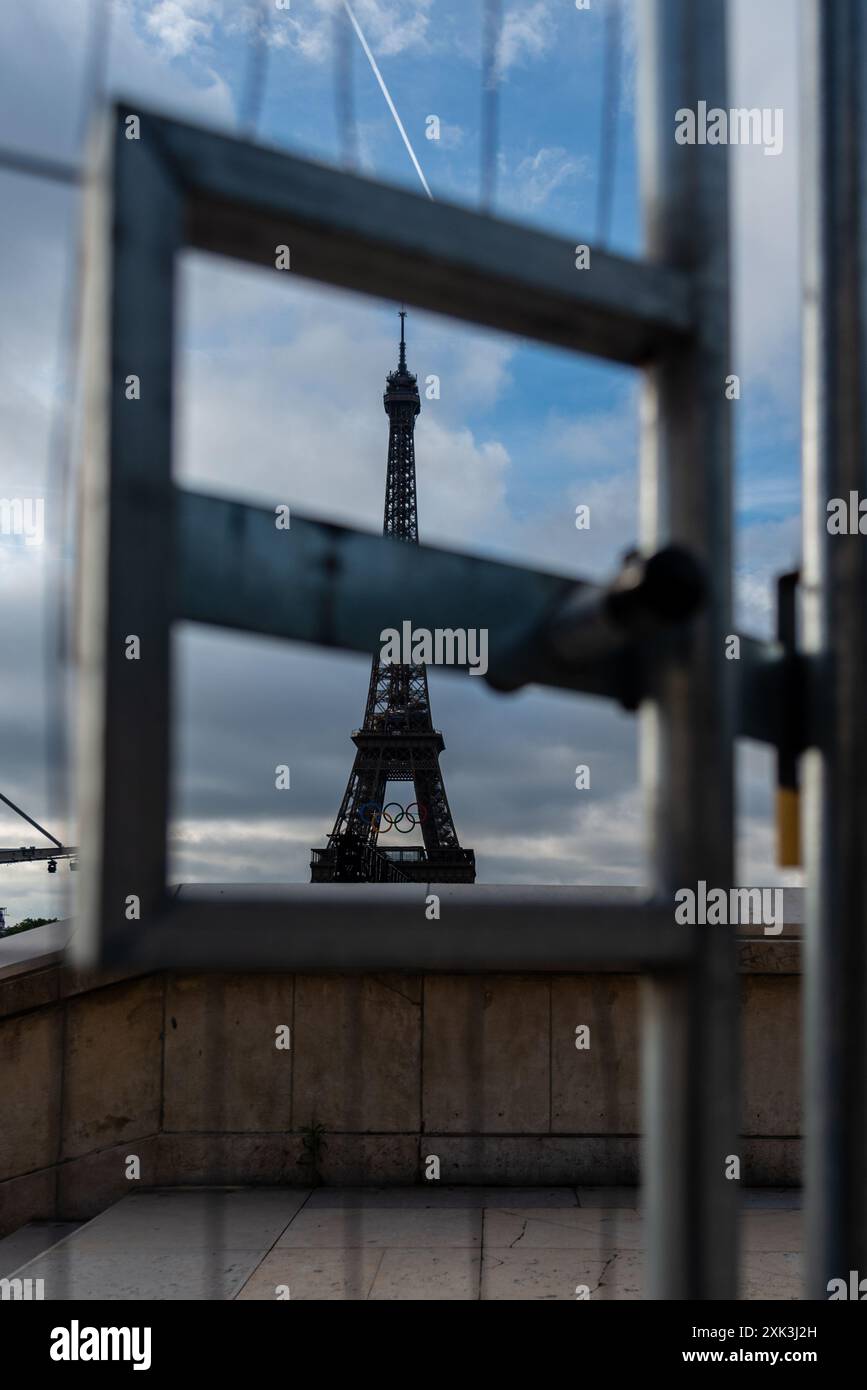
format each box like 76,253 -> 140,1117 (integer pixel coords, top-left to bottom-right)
801,0 -> 867,1298
637,0 -> 739,1297
76,116 -> 182,961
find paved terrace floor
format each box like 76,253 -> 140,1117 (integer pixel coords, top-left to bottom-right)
3,1187 -> 802,1300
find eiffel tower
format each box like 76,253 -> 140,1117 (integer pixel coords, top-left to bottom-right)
310,313 -> 476,884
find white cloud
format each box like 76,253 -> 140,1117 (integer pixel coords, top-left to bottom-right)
176,260 -> 515,551
143,0 -> 213,57
497,1 -> 553,77
510,146 -> 587,208
114,3 -> 236,127
416,423 -> 510,543
263,0 -> 434,66
356,0 -> 433,58
277,9 -> 333,65
474,785 -> 645,885
169,815 -> 322,881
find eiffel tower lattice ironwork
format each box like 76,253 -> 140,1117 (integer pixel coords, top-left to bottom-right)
311,313 -> 476,884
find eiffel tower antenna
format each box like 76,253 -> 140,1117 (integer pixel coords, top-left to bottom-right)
311,311 -> 475,884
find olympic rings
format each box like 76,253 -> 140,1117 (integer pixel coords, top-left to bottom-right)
357,801 -> 428,833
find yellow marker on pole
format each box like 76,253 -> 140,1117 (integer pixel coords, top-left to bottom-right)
776,785 -> 801,868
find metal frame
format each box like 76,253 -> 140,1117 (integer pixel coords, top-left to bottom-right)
74,8 -> 764,964
74,0 -> 867,1299
75,0 -> 737,1300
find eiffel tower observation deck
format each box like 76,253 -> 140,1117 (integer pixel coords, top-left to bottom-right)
311,313 -> 476,885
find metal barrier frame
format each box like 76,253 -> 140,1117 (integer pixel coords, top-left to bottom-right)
74,0 -> 737,1299
73,0 -> 867,1299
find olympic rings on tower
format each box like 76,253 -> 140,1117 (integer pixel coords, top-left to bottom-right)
357,801 -> 428,833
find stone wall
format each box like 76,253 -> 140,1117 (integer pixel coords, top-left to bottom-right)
0,925 -> 801,1238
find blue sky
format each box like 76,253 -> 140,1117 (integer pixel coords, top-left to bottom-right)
0,0 -> 802,920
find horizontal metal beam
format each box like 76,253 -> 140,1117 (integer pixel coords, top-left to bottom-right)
129,104 -> 696,367
175,489 -> 631,702
176,489 -> 793,739
124,889 -> 690,972
0,847 -> 77,865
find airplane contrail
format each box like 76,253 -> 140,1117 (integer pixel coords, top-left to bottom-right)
342,0 -> 434,200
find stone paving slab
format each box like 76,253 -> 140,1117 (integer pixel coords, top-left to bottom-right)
10,1248 -> 266,1300
276,1207 -> 482,1249
369,1248 -> 480,1300
0,1220 -> 81,1277
306,1186 -> 580,1210
6,1188 -> 805,1299
484,1207 -> 800,1255
484,1207 -> 644,1251
63,1188 -> 311,1251
480,1249 -> 615,1300
479,1247 -> 802,1300
740,1211 -> 802,1252
236,1249 -> 385,1300
741,1251 -> 803,1300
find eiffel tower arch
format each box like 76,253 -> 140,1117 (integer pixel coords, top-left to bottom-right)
311,314 -> 475,884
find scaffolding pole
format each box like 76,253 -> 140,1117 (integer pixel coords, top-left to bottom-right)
638,0 -> 739,1299
802,0 -> 867,1300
